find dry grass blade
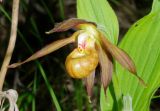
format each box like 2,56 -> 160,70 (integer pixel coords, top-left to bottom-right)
0,0 -> 20,90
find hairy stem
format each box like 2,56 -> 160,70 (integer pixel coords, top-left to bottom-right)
0,0 -> 20,90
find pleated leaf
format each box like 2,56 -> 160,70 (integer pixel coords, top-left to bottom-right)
116,0 -> 160,110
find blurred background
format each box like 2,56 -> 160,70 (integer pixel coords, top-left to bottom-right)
0,0 -> 159,111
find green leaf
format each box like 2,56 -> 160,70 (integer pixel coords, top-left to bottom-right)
151,0 -> 160,13
100,87 -> 110,111
116,2 -> 160,111
77,0 -> 119,44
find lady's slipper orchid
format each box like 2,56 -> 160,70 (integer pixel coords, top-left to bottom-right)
9,18 -> 146,100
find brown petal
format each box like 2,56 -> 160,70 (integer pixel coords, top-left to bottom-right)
99,32 -> 147,87
96,43 -> 113,93
84,70 -> 95,103
46,18 -> 95,34
8,31 -> 81,68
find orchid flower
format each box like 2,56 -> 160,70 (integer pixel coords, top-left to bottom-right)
9,18 -> 146,100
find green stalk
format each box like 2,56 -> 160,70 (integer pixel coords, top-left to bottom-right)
32,72 -> 37,111
58,0 -> 65,19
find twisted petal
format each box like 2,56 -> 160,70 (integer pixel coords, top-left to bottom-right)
46,18 -> 95,34
84,70 -> 95,103
9,31 -> 81,68
99,32 -> 146,86
96,43 -> 113,92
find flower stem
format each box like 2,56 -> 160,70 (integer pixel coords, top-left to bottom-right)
0,0 -> 20,90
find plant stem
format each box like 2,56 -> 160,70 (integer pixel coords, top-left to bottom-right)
0,0 -> 20,90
